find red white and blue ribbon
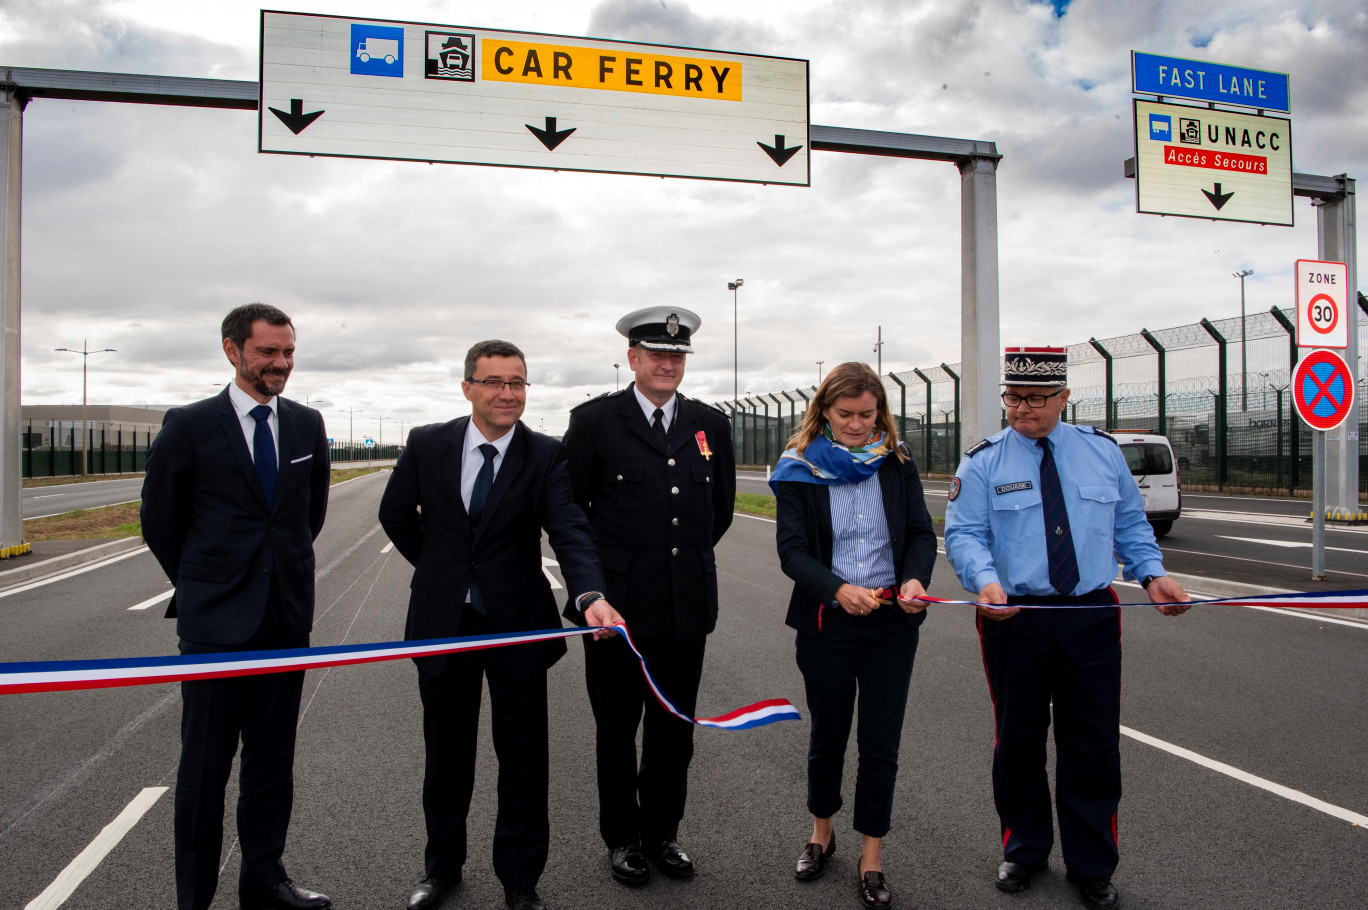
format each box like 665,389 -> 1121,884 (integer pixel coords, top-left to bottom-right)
0,623 -> 802,730
916,589 -> 1368,611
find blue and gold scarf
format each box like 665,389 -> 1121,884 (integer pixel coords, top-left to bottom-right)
768,425 -> 892,492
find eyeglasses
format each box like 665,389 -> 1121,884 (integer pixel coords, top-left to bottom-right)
467,378 -> 530,392
1002,389 -> 1063,408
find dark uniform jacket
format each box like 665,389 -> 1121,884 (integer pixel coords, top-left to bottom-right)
141,387 -> 331,645
561,384 -> 736,638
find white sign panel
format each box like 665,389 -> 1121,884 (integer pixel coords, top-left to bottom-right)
259,10 -> 810,186
1133,99 -> 1292,226
1296,258 -> 1349,349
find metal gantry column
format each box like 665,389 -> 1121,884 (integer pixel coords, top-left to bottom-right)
1315,176 -> 1359,513
0,92 -> 23,552
958,155 -> 1002,453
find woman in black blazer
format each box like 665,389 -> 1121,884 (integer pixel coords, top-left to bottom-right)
772,361 -> 937,909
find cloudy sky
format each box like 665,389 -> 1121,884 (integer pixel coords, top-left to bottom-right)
3,0 -> 1364,436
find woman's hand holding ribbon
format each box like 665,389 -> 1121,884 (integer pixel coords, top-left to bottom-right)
897,579 -> 929,614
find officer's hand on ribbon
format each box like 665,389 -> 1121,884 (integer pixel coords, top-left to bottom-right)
836,583 -> 881,616
1145,576 -> 1192,616
584,598 -> 625,639
975,582 -> 1020,621
897,579 -> 930,614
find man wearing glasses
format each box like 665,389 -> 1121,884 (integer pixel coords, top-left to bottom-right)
943,346 -> 1190,910
379,340 -> 623,910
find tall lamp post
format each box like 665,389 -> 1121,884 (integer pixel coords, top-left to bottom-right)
873,325 -> 884,375
54,340 -> 116,476
1233,269 -> 1253,411
614,363 -> 620,391
816,360 -> 825,385
728,279 -> 744,405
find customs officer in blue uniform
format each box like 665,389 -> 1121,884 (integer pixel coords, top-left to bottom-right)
562,307 -> 736,886
943,347 -> 1190,910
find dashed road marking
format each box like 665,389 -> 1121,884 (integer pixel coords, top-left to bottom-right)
381,542 -> 394,554
127,588 -> 172,611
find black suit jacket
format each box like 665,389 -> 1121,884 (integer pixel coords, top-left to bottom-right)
561,385 -> 736,638
141,387 -> 331,645
378,418 -> 604,672
775,446 -> 937,637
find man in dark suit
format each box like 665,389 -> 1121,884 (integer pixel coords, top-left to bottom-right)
141,303 -> 332,910
561,307 -> 736,886
379,339 -> 623,910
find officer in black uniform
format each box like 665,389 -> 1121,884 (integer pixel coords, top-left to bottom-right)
562,306 -> 736,886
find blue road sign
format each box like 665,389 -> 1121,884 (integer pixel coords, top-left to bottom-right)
363,437 -> 376,448
351,23 -> 404,78
327,437 -> 335,446
1132,52 -> 1289,113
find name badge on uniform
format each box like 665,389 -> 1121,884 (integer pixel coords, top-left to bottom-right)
695,430 -> 712,461
995,481 -> 1033,495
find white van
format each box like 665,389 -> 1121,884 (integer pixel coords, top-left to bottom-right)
1114,432 -> 1181,537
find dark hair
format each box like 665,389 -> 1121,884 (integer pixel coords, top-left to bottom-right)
786,361 -> 907,462
222,303 -> 294,349
464,339 -> 527,379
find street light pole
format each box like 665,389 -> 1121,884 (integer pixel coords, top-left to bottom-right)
1233,269 -> 1253,411
614,363 -> 620,391
816,360 -> 825,385
728,279 -> 744,405
873,325 -> 884,375
54,339 -> 116,476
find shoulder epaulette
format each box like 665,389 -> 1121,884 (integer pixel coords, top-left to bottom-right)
964,437 -> 996,458
570,388 -> 626,412
1089,427 -> 1117,445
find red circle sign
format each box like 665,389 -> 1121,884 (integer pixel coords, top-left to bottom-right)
1307,293 -> 1339,335
1292,350 -> 1355,431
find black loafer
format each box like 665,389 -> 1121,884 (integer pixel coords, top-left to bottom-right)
407,874 -> 460,910
610,844 -> 650,885
858,870 -> 891,909
1066,873 -> 1120,910
504,889 -> 547,910
239,880 -> 331,910
794,832 -> 835,881
647,840 -> 695,879
997,859 -> 1049,893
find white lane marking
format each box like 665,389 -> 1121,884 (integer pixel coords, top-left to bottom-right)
541,556 -> 563,590
735,512 -> 776,524
25,786 -> 168,910
1245,606 -> 1368,629
127,589 -> 172,611
31,494 -> 64,499
27,498 -> 141,520
1160,547 -> 1368,580
1120,726 -> 1368,828
1218,535 -> 1367,554
381,542 -> 394,554
0,547 -> 149,600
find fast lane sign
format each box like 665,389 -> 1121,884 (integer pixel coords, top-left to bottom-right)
1292,350 -> 1355,432
259,10 -> 810,186
1133,99 -> 1292,226
1295,259 -> 1349,349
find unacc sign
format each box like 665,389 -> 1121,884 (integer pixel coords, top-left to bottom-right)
259,11 -> 810,186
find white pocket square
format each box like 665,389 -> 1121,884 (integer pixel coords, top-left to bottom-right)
290,454 -> 313,464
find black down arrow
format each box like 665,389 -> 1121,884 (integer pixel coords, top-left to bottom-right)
268,99 -> 325,135
1202,182 -> 1234,211
757,134 -> 802,166
526,116 -> 577,151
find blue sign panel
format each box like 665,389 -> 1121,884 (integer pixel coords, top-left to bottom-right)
351,23 -> 404,78
1132,52 -> 1289,113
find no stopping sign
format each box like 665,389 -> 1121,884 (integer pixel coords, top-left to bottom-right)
1292,349 -> 1355,431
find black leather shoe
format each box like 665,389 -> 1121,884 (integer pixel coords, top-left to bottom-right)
1066,873 -> 1120,910
646,840 -> 695,879
504,889 -> 547,910
239,880 -> 331,910
407,874 -> 460,910
610,845 -> 650,885
857,870 -> 891,909
997,859 -> 1049,893
794,831 -> 835,882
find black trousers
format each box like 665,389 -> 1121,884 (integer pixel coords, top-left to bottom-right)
977,590 -> 1122,879
794,608 -> 920,838
175,585 -> 306,910
583,633 -> 706,848
417,608 -> 550,892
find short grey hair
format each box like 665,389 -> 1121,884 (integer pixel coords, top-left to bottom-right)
464,340 -> 527,379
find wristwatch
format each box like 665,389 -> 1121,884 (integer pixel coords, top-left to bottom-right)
576,590 -> 606,611
1140,575 -> 1159,590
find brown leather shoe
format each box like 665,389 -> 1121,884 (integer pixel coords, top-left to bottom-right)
794,832 -> 835,882
858,870 -> 891,909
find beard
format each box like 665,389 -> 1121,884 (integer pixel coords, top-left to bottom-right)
241,361 -> 291,397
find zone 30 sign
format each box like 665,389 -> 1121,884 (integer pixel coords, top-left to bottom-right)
1296,259 -> 1349,349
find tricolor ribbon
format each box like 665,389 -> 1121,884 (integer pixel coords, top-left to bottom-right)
915,589 -> 1368,610
0,623 -> 802,730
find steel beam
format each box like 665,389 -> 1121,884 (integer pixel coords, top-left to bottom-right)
0,92 -> 21,552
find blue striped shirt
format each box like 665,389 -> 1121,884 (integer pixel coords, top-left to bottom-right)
829,472 -> 896,594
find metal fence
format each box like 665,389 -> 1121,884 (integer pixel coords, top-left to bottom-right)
724,305 -> 1368,496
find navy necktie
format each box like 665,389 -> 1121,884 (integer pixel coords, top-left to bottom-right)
250,404 -> 277,506
652,408 -> 667,449
1038,437 -> 1080,596
467,443 -> 498,615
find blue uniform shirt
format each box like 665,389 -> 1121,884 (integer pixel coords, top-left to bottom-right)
944,421 -> 1166,596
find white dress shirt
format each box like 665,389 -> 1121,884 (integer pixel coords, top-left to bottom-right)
632,385 -> 677,432
227,381 -> 279,464
460,420 -> 515,512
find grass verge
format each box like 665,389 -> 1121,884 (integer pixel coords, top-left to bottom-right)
330,466 -> 389,485
736,492 -> 777,518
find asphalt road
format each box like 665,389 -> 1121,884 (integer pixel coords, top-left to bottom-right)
2,471 -> 1366,909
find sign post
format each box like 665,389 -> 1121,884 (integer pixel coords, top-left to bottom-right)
1292,349 -> 1356,579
